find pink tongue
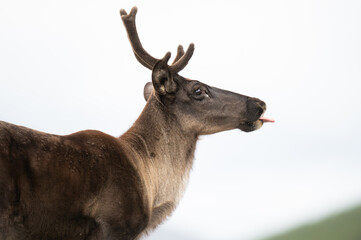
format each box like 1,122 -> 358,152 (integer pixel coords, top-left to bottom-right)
259,117 -> 275,123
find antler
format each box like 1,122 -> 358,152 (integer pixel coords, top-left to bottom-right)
120,7 -> 194,73
173,45 -> 185,64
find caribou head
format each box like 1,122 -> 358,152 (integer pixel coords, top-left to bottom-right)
120,7 -> 274,137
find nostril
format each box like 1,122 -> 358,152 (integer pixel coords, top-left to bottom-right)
259,100 -> 266,109
246,98 -> 266,121
250,98 -> 266,110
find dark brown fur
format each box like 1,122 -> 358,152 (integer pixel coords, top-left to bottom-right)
0,121 -> 148,239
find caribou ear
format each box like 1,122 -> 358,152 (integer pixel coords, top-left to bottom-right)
152,60 -> 177,96
143,82 -> 153,101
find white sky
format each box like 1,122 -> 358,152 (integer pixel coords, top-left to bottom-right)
1,0 -> 361,239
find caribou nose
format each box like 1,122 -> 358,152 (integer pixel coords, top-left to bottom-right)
253,98 -> 266,110
245,98 -> 266,122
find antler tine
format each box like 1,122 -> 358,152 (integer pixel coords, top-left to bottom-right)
169,43 -> 195,73
172,45 -> 185,64
120,7 -> 158,70
162,52 -> 171,63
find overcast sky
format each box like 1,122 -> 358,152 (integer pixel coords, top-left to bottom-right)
1,0 -> 361,239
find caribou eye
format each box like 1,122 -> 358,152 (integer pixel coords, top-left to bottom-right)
192,85 -> 209,100
194,88 -> 202,95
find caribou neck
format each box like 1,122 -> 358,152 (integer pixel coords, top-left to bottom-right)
119,96 -> 198,208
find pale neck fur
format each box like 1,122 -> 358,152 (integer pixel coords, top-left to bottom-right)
119,96 -> 197,214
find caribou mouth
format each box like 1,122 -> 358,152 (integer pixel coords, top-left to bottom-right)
238,115 -> 274,132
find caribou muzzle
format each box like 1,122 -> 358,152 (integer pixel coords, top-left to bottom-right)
238,97 -> 273,132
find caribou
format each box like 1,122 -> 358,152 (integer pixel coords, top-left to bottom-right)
0,7 -> 274,240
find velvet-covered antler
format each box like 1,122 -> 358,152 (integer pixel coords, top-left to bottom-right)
120,7 -> 194,73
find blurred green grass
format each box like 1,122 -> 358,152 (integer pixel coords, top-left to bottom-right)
262,204 -> 361,240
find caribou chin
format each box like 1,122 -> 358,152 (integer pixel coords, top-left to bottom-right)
239,120 -> 264,132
